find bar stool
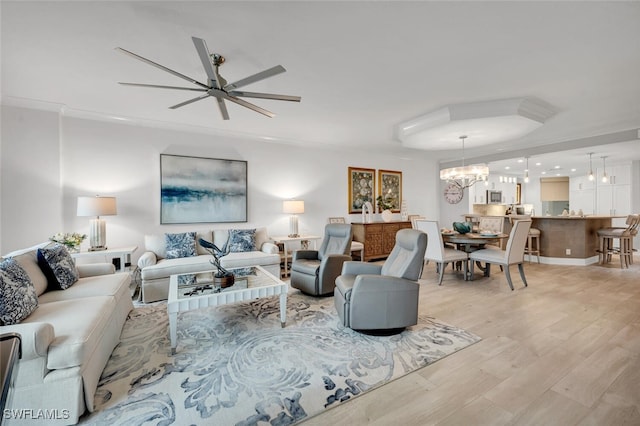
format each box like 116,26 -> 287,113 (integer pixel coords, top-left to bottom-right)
597,214 -> 639,268
525,227 -> 541,263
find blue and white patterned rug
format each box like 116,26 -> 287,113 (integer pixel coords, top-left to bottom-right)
80,290 -> 480,425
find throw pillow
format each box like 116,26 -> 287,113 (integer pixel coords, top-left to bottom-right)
226,229 -> 257,253
0,258 -> 39,325
165,232 -> 197,259
37,243 -> 79,290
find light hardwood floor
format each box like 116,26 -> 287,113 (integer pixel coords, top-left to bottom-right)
303,255 -> 640,425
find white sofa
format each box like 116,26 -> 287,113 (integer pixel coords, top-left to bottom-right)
138,227 -> 281,303
1,243 -> 133,425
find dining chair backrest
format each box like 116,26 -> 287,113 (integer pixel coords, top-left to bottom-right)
479,216 -> 504,234
505,219 -> 532,264
413,220 -> 444,262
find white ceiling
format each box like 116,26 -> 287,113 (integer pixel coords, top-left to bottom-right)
2,1 -> 640,172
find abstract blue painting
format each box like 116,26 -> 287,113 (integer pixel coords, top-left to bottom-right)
161,154 -> 247,224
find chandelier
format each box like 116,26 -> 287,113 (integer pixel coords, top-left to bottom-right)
439,136 -> 489,190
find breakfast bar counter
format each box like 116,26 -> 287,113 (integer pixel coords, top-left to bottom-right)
530,215 -> 621,264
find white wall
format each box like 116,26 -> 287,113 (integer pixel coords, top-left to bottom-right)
1,106 -> 439,257
1,106 -> 64,252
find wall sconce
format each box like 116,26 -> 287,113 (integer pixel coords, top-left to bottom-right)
77,196 -> 117,251
283,200 -> 304,238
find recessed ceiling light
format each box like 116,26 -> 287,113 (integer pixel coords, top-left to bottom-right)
554,165 -> 560,169
541,171 -> 546,175
536,162 -> 541,166
571,168 -> 577,172
517,159 -> 524,163
505,166 -> 511,170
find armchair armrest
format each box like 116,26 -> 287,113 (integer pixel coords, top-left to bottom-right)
292,250 -> 319,261
341,261 -> 382,276
0,322 -> 54,361
77,263 -> 115,278
137,251 -> 157,269
318,254 -> 352,290
353,274 -> 419,293
261,242 -> 279,255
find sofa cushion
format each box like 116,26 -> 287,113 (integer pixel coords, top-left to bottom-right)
220,251 -> 281,269
38,272 -> 130,304
165,232 -> 197,259
0,258 -> 39,325
227,229 -> 257,252
22,296 -> 116,369
37,243 -> 79,290
10,249 -> 48,296
140,255 -> 215,280
145,230 -> 213,259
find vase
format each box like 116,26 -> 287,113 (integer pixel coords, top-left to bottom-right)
381,209 -> 393,222
67,245 -> 80,253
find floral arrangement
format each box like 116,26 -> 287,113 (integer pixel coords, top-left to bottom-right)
376,195 -> 395,211
49,232 -> 86,248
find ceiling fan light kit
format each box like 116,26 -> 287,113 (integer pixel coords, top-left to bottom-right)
116,37 -> 301,120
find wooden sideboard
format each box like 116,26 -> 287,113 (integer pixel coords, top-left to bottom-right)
352,221 -> 412,261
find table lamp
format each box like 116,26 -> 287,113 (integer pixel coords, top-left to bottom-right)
77,196 -> 117,251
283,200 -> 304,238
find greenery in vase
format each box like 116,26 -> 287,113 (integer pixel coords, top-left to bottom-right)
49,232 -> 86,248
376,195 -> 395,211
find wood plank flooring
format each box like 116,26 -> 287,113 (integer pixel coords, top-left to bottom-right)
302,256 -> 640,425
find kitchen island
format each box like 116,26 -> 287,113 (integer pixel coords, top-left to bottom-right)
530,215 -> 620,265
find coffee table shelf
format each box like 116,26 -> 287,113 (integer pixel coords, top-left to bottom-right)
167,266 -> 288,354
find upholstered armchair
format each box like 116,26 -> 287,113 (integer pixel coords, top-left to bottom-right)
290,223 -> 353,296
334,229 -> 428,331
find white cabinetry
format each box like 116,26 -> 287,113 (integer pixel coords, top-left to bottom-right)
569,175 -> 596,214
595,163 -> 631,217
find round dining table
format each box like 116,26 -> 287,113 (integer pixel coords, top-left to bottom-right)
441,232 -> 509,280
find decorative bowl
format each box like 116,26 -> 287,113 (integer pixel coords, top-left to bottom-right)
452,222 -> 471,234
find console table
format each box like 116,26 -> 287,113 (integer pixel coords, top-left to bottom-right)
352,221 -> 412,261
71,246 -> 138,272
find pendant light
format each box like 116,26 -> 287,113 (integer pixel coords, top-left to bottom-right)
601,156 -> 608,183
524,157 -> 530,183
587,152 -> 595,181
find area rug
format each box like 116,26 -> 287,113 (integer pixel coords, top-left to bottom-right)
80,291 -> 480,425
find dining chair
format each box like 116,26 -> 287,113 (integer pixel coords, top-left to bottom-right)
469,219 -> 532,290
327,217 -> 364,260
414,219 -> 468,285
478,216 -> 505,248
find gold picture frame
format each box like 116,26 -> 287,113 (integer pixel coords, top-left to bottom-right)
377,169 -> 402,213
348,167 -> 375,214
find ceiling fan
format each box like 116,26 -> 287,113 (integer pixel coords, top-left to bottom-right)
116,37 -> 301,120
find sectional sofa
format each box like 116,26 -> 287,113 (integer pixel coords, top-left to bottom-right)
0,242 -> 133,425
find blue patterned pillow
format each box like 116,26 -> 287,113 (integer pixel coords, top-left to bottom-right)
37,243 -> 79,290
0,258 -> 39,325
165,232 -> 197,259
227,229 -> 256,253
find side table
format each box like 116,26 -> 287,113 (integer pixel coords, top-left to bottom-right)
272,235 -> 321,278
71,246 -> 138,272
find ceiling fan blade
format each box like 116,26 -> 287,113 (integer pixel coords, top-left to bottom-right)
216,98 -> 230,120
115,47 -> 210,90
228,90 -> 301,102
119,82 -> 207,92
224,65 -> 286,91
222,94 -> 275,118
191,37 -> 220,89
169,93 -> 211,109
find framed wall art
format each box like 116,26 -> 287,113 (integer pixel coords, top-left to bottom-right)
348,167 -> 375,214
160,154 -> 247,224
377,169 -> 402,213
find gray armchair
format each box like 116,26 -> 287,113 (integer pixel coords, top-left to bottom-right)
290,223 -> 353,296
334,229 -> 428,331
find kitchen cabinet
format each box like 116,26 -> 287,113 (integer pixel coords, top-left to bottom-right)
596,164 -> 631,219
351,221 -> 412,261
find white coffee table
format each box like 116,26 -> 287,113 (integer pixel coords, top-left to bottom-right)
167,266 -> 288,354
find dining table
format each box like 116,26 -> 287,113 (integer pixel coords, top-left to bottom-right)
441,232 -> 509,280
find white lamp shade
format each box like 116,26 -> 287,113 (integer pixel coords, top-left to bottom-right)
283,200 -> 304,214
77,196 -> 117,217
